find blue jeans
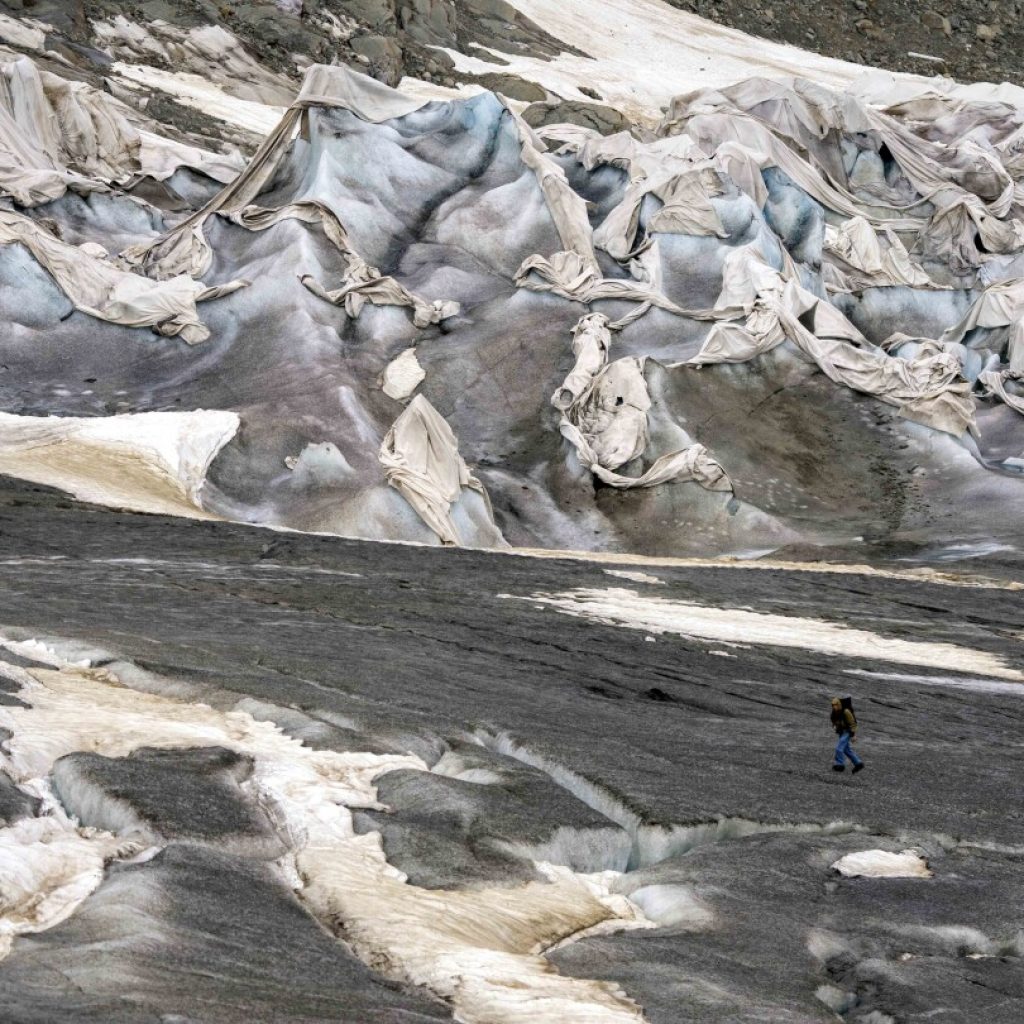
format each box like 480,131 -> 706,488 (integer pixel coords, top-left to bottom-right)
834,732 -> 862,768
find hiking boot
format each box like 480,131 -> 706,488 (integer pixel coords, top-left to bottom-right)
832,765 -> 845,772
852,763 -> 865,774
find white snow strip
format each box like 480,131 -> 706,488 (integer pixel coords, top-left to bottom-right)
445,0 -> 867,124
890,924 -> 1024,958
470,0 -> 1024,123
0,660 -> 150,961
846,669 -> 1024,697
503,588 -> 1024,681
95,18 -> 295,106
603,569 -> 665,586
396,76 -> 488,106
831,849 -> 932,879
111,62 -> 285,135
0,410 -> 239,519
508,547 -> 1023,592
0,640 -> 651,1021
0,637 -> 95,669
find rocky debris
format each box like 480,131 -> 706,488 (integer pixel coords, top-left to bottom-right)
921,11 -> 952,36
2,1 -> 1019,140
0,0 -> 582,94
666,0 -> 1024,88
522,98 -> 632,136
461,70 -> 547,102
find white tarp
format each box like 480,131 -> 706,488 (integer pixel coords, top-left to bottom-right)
979,370 -> 1024,416
824,217 -> 940,291
379,395 -> 499,546
382,348 -> 426,402
0,209 -> 246,344
0,57 -> 132,205
541,127 -> 727,260
661,77 -> 1024,272
0,56 -> 248,206
123,64 -> 439,282
686,247 -> 976,436
941,278 -> 1024,375
553,313 -> 731,491
506,108 -> 601,273
301,265 -> 459,329
515,248 -> 724,320
216,195 -> 459,327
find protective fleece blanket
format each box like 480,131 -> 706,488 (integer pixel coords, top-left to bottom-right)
1,59 -> 1023,558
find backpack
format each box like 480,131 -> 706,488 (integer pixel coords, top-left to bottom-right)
840,695 -> 858,727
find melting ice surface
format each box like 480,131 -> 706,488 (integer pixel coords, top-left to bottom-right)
506,588 -> 1024,681
0,639 -> 653,1023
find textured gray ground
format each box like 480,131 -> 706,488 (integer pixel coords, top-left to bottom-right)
0,480 -> 1021,1022
1,842 -> 453,1024
52,746 -> 289,856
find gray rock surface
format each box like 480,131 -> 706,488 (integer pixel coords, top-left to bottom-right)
664,0 -> 1024,87
0,769 -> 38,825
52,746 -> 287,857
552,833 -> 1024,1023
356,744 -> 634,886
523,99 -> 632,135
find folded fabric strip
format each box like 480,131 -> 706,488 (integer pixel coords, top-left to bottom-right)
0,209 -> 246,343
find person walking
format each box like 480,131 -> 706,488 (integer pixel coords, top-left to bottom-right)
831,696 -> 864,773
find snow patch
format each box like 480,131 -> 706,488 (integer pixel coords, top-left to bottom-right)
111,62 -> 285,135
496,824 -> 634,875
815,983 -> 857,1014
0,13 -> 47,51
396,76 -> 488,107
446,0 -> 1024,126
507,547 -> 1023,592
444,0 -> 864,124
603,569 -> 665,586
0,410 -> 239,520
831,849 -> 932,879
284,441 -> 354,487
0,814 -> 145,960
626,884 -> 714,930
634,818 -> 862,870
846,669 -> 1024,697
505,588 -> 1024,681
889,924 -> 1024,958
